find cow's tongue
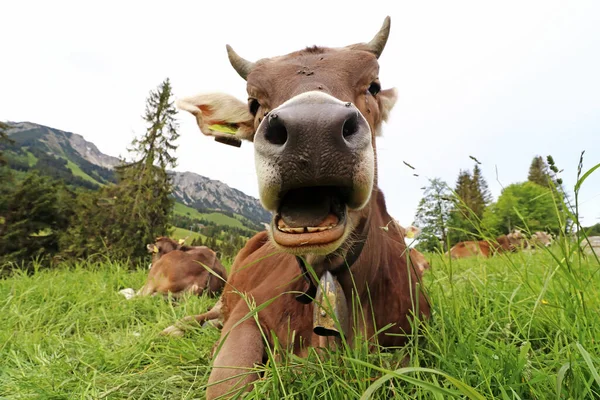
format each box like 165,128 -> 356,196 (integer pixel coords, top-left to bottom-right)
279,188 -> 334,228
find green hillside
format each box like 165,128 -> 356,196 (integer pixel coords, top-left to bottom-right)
173,202 -> 247,229
170,227 -> 209,243
64,158 -> 103,186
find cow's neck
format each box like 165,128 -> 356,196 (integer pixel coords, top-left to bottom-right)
294,192 -> 374,304
295,187 -> 401,338
337,187 -> 396,292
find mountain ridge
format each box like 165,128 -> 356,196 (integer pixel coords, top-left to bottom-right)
4,121 -> 270,225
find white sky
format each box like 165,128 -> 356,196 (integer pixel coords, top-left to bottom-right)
1,0 -> 599,227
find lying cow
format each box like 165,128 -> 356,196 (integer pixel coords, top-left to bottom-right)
119,237 -> 227,299
447,230 -> 527,259
528,231 -> 553,248
176,16 -> 431,398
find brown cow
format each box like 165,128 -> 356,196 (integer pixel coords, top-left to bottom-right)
447,230 -> 527,259
120,237 -> 227,299
176,16 -> 430,399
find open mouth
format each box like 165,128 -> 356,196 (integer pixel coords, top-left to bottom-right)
271,186 -> 349,248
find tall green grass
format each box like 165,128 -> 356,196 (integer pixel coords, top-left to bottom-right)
1,247 -> 598,398
1,159 -> 599,399
219,247 -> 599,399
0,261 -> 220,399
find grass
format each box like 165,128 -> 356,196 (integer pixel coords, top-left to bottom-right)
173,202 -> 247,230
1,246 -> 598,398
25,151 -> 37,167
64,158 -> 103,186
1,157 -> 598,399
0,261 -> 221,399
170,226 -> 209,244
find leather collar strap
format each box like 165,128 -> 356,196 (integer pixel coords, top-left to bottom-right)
295,209 -> 372,304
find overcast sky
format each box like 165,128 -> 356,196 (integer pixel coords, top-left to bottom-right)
2,0 -> 599,227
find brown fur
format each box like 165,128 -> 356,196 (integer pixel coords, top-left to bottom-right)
205,191 -> 429,398
138,237 -> 227,298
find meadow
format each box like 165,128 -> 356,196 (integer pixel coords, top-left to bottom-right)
1,243 -> 599,399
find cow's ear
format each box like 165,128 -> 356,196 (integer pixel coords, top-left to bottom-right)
374,87 -> 398,137
146,244 -> 154,253
379,87 -> 398,122
405,225 -> 421,239
177,93 -> 255,147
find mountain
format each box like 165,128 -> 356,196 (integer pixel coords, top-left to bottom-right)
2,121 -> 270,225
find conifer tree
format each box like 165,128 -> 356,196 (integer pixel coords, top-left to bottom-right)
62,79 -> 180,262
470,165 -> 492,218
0,172 -> 73,266
0,121 -> 13,166
447,170 -> 476,243
110,78 -> 180,260
190,236 -> 203,246
447,165 -> 492,243
528,156 -> 552,188
0,122 -> 14,221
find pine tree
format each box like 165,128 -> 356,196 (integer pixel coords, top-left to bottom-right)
0,122 -> 15,221
454,170 -> 472,205
528,156 -> 552,188
448,170 -> 476,243
447,165 -> 493,244
0,121 -> 13,166
62,79 -> 180,262
0,172 -> 73,267
470,165 -> 492,218
413,178 -> 453,252
110,78 -> 180,260
190,236 -> 204,246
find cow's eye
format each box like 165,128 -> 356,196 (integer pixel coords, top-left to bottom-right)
368,82 -> 381,96
248,99 -> 260,116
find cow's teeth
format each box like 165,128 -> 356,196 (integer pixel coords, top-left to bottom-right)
278,224 -> 339,233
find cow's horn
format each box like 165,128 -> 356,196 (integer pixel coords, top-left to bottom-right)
364,16 -> 391,59
226,44 -> 256,80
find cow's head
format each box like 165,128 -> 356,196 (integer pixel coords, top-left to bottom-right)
178,17 -> 397,256
147,237 -> 183,261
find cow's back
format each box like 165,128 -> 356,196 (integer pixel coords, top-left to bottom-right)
147,248 -> 225,295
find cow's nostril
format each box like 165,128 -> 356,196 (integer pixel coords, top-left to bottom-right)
265,114 -> 288,146
342,113 -> 359,139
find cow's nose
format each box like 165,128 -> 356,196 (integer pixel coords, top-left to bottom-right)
254,93 -> 371,157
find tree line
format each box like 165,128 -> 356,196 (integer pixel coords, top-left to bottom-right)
414,156 -> 571,252
0,79 -> 252,272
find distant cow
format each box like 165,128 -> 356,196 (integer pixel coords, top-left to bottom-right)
582,236 -> 600,256
528,231 -> 553,248
119,237 -> 227,299
448,231 -> 527,259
